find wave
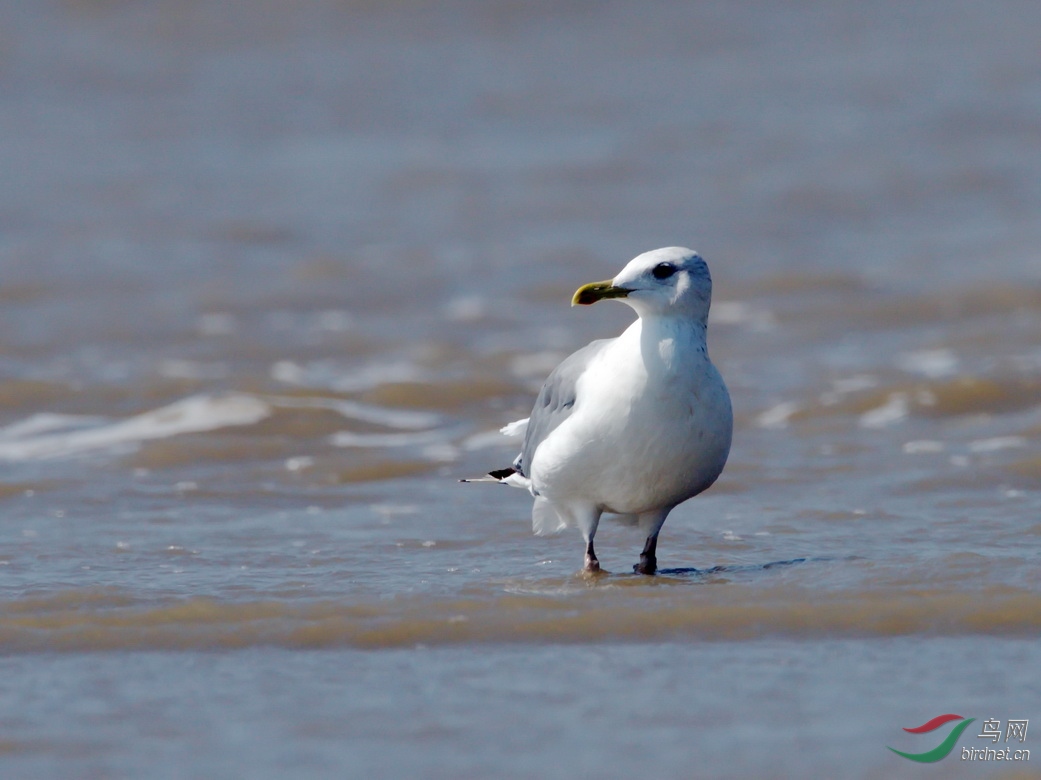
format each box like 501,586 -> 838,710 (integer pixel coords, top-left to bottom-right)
0,392 -> 452,463
753,375 -> 1041,430
0,394 -> 271,461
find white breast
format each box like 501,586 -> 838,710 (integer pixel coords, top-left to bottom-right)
529,318 -> 732,514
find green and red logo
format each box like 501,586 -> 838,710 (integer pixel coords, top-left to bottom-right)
888,714 -> 976,763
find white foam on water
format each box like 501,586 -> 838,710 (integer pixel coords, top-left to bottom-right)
0,394 -> 271,461
0,413 -> 106,440
269,359 -> 428,392
266,395 -> 439,430
327,427 -> 460,461
756,401 -> 800,429
284,456 -> 315,472
968,436 -> 1026,453
328,430 -> 450,448
859,393 -> 909,428
896,348 -> 960,378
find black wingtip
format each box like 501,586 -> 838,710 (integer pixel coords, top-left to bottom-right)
459,467 -> 518,484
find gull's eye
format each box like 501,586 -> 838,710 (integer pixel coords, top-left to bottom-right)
652,262 -> 677,280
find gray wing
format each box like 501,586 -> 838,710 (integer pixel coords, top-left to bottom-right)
514,338 -> 611,478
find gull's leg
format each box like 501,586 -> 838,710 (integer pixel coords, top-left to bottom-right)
635,535 -> 657,575
584,538 -> 599,572
633,509 -> 670,575
574,505 -> 602,573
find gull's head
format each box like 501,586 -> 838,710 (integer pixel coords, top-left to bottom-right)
572,247 -> 712,322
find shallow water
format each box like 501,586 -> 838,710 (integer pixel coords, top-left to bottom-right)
2,1 -> 1041,777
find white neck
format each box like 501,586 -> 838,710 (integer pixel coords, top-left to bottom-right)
620,314 -> 710,375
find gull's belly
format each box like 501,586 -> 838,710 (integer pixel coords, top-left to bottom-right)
531,365 -> 732,514
594,391 -> 730,513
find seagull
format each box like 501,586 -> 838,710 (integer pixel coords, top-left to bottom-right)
468,247 -> 732,575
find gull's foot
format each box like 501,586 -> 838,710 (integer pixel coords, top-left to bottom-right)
633,555 -> 657,575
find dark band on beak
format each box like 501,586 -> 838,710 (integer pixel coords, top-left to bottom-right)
571,280 -> 631,306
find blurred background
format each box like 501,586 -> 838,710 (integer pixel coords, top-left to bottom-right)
1,2 -> 1040,778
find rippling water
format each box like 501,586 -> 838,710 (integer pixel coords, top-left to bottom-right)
2,1 -> 1041,778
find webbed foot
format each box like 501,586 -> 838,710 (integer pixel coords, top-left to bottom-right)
633,554 -> 656,575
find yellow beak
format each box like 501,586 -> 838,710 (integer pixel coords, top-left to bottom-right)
571,279 -> 631,306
